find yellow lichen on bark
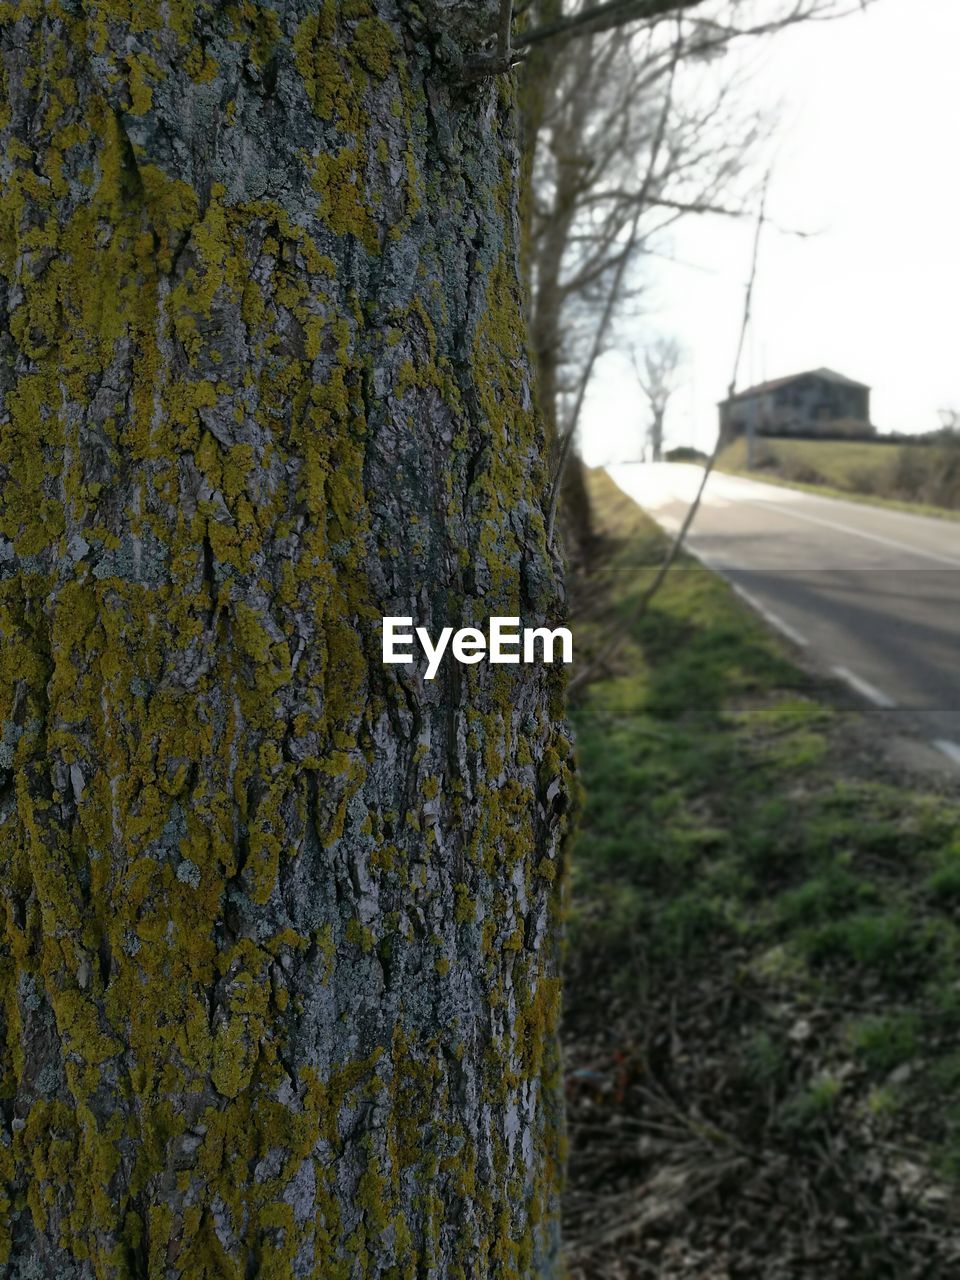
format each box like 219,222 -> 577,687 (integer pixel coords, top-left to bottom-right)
0,1 -> 572,1275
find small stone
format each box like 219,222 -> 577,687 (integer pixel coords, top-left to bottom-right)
888,1062 -> 913,1086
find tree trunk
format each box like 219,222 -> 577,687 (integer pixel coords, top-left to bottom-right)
0,4 -> 573,1276
520,38 -> 593,564
651,410 -> 664,462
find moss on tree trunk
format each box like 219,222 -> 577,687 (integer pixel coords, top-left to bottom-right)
0,2 -> 572,1275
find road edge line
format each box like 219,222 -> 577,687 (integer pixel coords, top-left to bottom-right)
730,584 -> 809,648
831,665 -> 897,709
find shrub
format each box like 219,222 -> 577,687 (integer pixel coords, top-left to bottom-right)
752,442 -> 780,470
779,456 -> 827,486
845,464 -> 886,496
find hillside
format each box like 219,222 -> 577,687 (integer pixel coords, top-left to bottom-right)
716,436 -> 960,516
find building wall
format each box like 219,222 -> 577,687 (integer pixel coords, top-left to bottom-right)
720,375 -> 872,441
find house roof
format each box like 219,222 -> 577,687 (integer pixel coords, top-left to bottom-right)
720,368 -> 870,405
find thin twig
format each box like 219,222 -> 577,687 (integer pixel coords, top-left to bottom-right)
567,170 -> 771,697
727,169 -> 769,402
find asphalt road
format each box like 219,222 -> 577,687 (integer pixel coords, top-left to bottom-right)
608,462 -> 960,766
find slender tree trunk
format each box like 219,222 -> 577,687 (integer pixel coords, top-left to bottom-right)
651,410 -> 664,461
0,4 -> 573,1276
521,37 -> 593,561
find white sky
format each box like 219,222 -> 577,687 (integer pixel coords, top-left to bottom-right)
580,0 -> 960,464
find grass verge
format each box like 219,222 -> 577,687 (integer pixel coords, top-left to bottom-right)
563,469 -> 960,1279
716,436 -> 960,522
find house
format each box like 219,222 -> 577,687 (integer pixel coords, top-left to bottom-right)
718,368 -> 873,442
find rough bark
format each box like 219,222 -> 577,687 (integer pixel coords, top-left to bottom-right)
0,3 -> 573,1276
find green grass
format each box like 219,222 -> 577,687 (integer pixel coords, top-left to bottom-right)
802,909 -> 917,973
779,1075 -> 843,1131
569,469 -> 960,1192
716,436 -> 960,520
740,1030 -> 789,1087
851,1014 -> 921,1072
927,847 -> 960,901
721,435 -> 894,487
777,865 -> 877,926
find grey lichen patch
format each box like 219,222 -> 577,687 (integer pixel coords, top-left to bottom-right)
90,530 -> 169,585
176,858 -> 202,888
0,722 -> 23,772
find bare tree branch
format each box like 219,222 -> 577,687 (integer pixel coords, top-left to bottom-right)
472,0 -> 870,78
632,335 -> 683,461
516,0 -> 871,54
545,18 -> 686,547
498,0 -> 515,61
518,0 -> 863,558
516,0 -> 706,50
567,170 -> 770,696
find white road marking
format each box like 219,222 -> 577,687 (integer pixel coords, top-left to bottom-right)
831,665 -> 897,709
730,584 -> 809,647
607,467 -> 960,752
752,499 -> 960,568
